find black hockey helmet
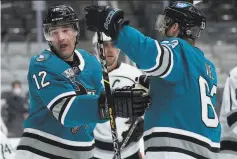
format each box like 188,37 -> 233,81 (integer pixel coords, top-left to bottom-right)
43,4 -> 80,42
156,1 -> 206,40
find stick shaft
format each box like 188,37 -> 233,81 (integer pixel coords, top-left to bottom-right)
120,117 -> 142,151
97,32 -> 121,159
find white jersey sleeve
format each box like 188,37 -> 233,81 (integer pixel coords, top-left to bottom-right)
219,67 -> 237,156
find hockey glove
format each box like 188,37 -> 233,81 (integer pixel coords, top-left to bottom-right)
122,118 -> 144,146
98,87 -> 150,119
84,5 -> 129,40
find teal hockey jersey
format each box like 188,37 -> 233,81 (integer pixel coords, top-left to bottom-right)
115,26 -> 221,158
16,49 -> 105,159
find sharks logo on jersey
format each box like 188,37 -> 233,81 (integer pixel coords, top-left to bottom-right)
62,68 -> 96,95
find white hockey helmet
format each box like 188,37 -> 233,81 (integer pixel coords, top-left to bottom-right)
92,32 -> 112,54
92,32 -> 111,45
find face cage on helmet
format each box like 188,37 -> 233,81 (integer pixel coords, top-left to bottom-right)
179,20 -> 206,40
43,21 -> 79,41
155,15 -> 174,34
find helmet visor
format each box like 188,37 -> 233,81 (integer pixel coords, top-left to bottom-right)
43,23 -> 78,41
155,14 -> 173,33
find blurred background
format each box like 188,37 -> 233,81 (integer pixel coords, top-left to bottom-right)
1,0 -> 237,145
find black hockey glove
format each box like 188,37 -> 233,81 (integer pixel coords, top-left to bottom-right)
98,87 -> 150,119
135,75 -> 151,89
84,5 -> 129,40
121,117 -> 144,146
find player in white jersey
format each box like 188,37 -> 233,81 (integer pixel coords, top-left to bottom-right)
0,116 -> 15,159
219,67 -> 237,159
92,32 -> 144,159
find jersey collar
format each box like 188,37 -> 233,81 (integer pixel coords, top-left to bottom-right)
74,50 -> 85,72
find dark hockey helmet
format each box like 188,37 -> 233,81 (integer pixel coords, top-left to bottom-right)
155,1 -> 206,40
43,4 -> 80,42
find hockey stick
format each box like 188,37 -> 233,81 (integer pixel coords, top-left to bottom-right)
97,31 -> 121,159
120,117 -> 142,151
120,81 -> 149,151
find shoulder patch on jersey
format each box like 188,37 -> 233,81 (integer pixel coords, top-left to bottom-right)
36,54 -> 51,62
62,68 -> 75,81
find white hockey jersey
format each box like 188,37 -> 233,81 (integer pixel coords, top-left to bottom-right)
0,117 -> 15,159
219,67 -> 237,159
93,62 -> 143,159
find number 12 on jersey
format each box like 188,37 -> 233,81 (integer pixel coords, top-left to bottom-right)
199,76 -> 219,128
33,71 -> 50,89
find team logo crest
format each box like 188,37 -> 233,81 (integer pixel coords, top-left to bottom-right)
62,68 -> 96,95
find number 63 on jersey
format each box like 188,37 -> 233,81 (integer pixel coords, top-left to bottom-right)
199,76 -> 219,128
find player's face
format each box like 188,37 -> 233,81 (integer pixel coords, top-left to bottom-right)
49,25 -> 77,59
104,41 -> 119,66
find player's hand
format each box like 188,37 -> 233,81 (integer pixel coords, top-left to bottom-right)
98,87 -> 150,119
113,86 -> 150,118
84,5 -> 127,39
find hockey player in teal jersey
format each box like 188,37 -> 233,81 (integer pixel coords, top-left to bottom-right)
15,4 -> 150,159
85,1 -> 221,158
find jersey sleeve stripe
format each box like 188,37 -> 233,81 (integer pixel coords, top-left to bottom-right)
57,96 -> 74,124
159,44 -> 174,78
144,127 -> 220,148
17,128 -> 95,158
47,91 -> 76,110
144,44 -> 173,78
61,96 -> 76,125
145,44 -> 165,73
144,127 -> 220,159
227,110 -> 237,128
141,40 -> 164,72
23,128 -> 95,146
221,140 -> 237,152
144,131 -> 220,152
145,147 -> 211,159
50,97 -> 71,122
49,94 -> 75,111
17,146 -> 72,159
